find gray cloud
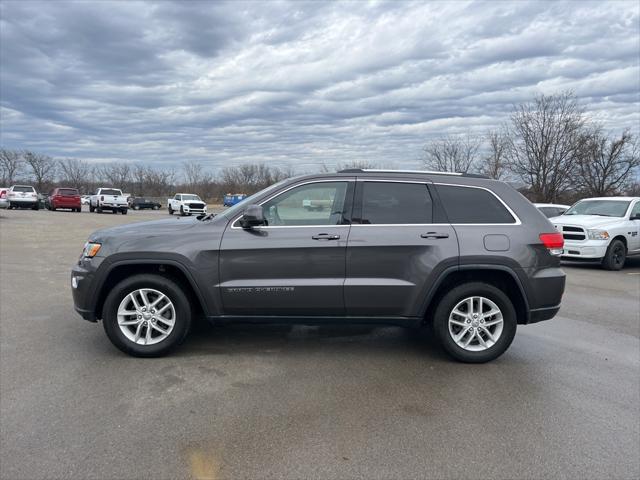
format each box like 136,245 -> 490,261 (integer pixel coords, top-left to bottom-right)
0,0 -> 638,173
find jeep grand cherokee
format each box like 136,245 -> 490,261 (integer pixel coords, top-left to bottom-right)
71,169 -> 566,362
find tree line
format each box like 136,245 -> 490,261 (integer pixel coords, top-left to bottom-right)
1,92 -> 638,203
423,92 -> 639,202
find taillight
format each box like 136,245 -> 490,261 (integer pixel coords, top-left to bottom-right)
0,191 -> 5,199
540,232 -> 564,256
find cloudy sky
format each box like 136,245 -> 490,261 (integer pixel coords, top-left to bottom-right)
1,0 -> 638,173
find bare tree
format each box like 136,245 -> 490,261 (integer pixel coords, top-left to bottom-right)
58,158 -> 92,191
576,128 -> 640,196
95,162 -> 132,190
479,130 -> 509,180
182,161 -> 212,188
23,150 -> 57,192
221,163 -> 291,194
0,148 -> 23,185
423,134 -> 481,173
506,92 -> 585,202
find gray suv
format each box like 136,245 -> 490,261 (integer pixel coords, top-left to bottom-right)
71,169 -> 566,362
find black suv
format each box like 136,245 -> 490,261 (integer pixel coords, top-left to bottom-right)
71,170 -> 566,362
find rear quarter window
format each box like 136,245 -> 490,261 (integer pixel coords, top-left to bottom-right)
436,184 -> 515,224
360,182 -> 432,224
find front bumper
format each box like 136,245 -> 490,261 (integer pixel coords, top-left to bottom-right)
0,199 -> 8,209
71,258 -> 103,322
183,207 -> 207,214
560,240 -> 608,260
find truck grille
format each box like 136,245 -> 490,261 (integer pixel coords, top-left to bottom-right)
188,203 -> 205,209
559,225 -> 586,241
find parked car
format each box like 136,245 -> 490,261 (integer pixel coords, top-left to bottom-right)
534,203 -> 570,218
6,185 -> 39,210
131,197 -> 161,210
0,187 -> 8,209
223,193 -> 247,207
47,187 -> 82,212
81,195 -> 91,205
551,197 -> 640,270
89,188 -> 128,214
72,169 -> 566,362
167,193 -> 207,216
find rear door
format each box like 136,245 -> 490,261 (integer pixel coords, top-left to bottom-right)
219,179 -> 355,316
345,179 -> 458,317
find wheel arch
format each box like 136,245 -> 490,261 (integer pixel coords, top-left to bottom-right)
93,260 -> 208,321
422,265 -> 530,325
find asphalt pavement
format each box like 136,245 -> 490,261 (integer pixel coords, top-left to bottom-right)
1,208 -> 638,480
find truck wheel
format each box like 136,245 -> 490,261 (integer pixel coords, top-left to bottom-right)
121,208 -> 128,215
180,206 -> 185,216
602,239 -> 626,271
168,206 -> 173,215
97,204 -> 102,213
432,282 -> 517,363
102,274 -> 192,357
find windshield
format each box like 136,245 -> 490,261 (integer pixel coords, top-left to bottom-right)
100,189 -> 122,196
222,178 -> 291,218
564,200 -> 631,217
182,195 -> 202,202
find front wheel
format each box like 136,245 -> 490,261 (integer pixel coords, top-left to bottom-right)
602,239 -> 626,270
102,274 -> 192,357
180,206 -> 185,216
432,282 -> 517,363
89,204 -> 95,213
168,206 -> 173,215
121,208 -> 128,215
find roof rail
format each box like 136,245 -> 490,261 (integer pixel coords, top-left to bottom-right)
337,168 -> 489,179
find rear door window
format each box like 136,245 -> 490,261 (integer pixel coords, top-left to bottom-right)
436,184 -> 515,224
359,182 -> 432,224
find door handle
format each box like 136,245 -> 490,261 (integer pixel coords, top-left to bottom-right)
312,233 -> 341,240
420,232 -> 449,239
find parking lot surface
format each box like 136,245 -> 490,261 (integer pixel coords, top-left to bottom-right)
1,208 -> 639,480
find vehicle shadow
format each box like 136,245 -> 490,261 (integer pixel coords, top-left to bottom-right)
177,320 -> 449,361
562,255 -> 640,271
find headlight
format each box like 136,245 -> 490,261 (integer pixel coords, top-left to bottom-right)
82,242 -> 102,258
587,229 -> 610,240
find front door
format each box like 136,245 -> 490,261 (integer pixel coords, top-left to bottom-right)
219,180 -> 354,316
345,180 -> 459,317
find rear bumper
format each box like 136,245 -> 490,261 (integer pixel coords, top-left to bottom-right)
528,305 -> 561,323
521,266 -> 565,324
0,199 -> 8,209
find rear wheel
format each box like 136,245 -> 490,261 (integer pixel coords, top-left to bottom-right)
96,204 -> 102,213
602,239 -> 626,270
432,282 -> 517,363
33,203 -> 39,210
121,208 -> 128,215
102,274 -> 192,357
168,206 -> 173,215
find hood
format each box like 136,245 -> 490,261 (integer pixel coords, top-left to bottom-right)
551,215 -> 622,229
90,217 -> 200,242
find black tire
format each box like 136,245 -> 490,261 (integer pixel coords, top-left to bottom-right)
121,208 -> 128,215
89,204 -> 95,213
102,274 -> 192,357
432,282 -> 517,363
602,239 -> 626,270
180,206 -> 185,216
97,204 -> 102,213
168,206 -> 173,215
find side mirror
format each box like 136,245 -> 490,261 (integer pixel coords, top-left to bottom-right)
239,204 -> 266,229
630,214 -> 640,221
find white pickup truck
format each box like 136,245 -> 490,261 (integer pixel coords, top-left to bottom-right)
90,188 -> 129,215
167,193 -> 207,216
551,197 -> 640,270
